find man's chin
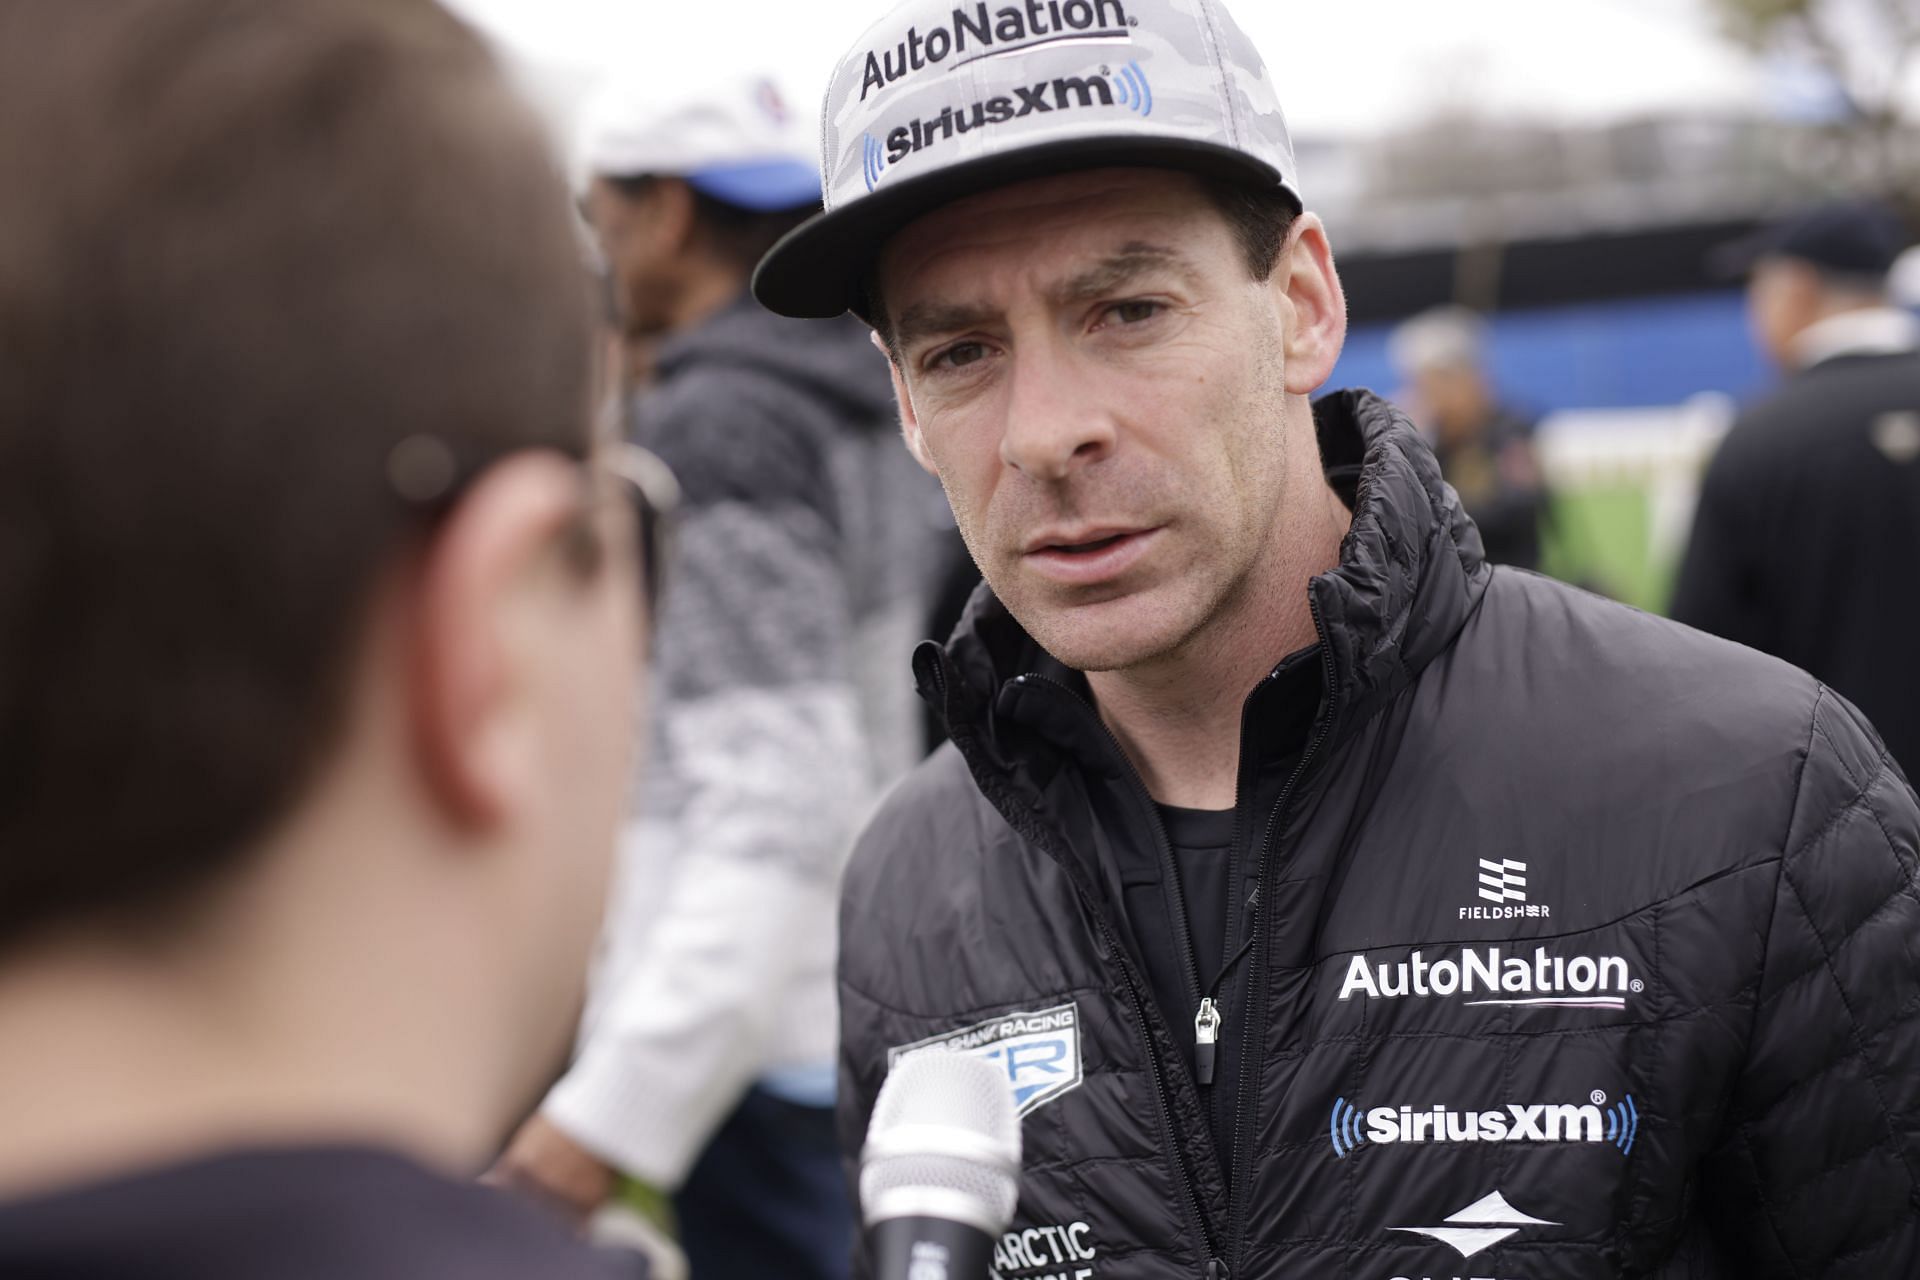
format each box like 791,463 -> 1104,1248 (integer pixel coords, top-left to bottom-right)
1018,592 -> 1196,674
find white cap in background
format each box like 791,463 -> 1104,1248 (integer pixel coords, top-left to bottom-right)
579,75 -> 821,212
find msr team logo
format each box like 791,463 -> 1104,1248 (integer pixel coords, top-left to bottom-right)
1389,1189 -> 1561,1259
889,1002 -> 1083,1117
1329,1091 -> 1641,1158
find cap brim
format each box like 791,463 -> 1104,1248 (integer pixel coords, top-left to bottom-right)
686,159 -> 824,213
752,136 -> 1293,321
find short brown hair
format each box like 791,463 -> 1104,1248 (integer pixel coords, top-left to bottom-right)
866,173 -> 1297,358
0,0 -> 596,949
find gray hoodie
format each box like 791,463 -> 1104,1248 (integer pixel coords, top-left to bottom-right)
543,292 -> 957,1188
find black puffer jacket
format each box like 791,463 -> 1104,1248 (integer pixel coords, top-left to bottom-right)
838,391 -> 1920,1279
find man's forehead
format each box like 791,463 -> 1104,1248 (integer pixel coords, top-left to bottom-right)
877,167 -> 1222,316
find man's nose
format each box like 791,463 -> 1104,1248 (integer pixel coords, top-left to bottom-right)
998,349 -> 1116,482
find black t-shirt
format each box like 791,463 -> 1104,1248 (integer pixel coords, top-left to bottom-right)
0,1145 -> 649,1279
1114,651 -> 1322,1184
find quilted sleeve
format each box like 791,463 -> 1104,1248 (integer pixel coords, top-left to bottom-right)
838,980 -> 886,1280
1703,687 -> 1920,1275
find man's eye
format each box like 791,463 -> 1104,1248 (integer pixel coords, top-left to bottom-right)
932,342 -> 988,371
1107,300 -> 1161,325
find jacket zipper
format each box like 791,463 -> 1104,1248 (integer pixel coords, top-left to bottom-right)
1012,671 -> 1226,1277
1224,594 -> 1340,1274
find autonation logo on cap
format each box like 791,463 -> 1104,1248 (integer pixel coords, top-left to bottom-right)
857,0 -> 1137,102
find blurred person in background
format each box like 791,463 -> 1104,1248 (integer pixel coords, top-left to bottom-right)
1674,201 -> 1920,777
491,77 -> 950,1280
0,1 -> 662,1276
1390,305 -> 1548,569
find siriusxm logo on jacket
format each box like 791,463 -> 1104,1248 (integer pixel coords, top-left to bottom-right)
836,392 -> 1920,1279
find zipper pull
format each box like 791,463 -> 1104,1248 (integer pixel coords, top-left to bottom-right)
1207,1258 -> 1228,1279
1194,997 -> 1222,1086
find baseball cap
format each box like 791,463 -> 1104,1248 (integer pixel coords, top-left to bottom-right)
753,0 -> 1301,320
579,76 -> 822,213
1712,200 -> 1910,281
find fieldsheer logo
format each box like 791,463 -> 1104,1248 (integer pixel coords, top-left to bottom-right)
888,1002 -> 1083,1117
1462,857 -> 1549,921
1479,858 -> 1527,903
860,0 -> 1135,101
1329,1092 -> 1640,1158
1338,946 -> 1642,1010
870,61 -> 1152,186
1389,1189 -> 1561,1260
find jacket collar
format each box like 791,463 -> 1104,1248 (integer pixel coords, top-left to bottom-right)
915,390 -> 1490,760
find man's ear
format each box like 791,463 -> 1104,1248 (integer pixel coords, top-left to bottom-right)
407,452 -> 582,832
1276,214 -> 1347,396
873,329 -> 938,476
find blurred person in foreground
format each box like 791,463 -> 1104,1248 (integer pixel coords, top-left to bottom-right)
1390,305 -> 1548,569
1674,201 -> 1920,778
751,0 -> 1920,1274
491,77 -> 950,1280
0,1 -> 662,1276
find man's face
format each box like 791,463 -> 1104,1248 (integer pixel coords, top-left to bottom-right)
583,175 -> 679,341
879,168 -> 1312,673
1747,257 -> 1820,370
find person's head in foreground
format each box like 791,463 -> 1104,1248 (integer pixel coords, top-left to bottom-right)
579,76 -> 822,378
0,0 -> 659,1272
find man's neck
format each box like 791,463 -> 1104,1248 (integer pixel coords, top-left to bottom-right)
0,895 -> 500,1199
1087,473 -> 1349,810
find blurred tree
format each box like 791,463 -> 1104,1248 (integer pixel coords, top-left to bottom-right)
1711,0 -> 1920,195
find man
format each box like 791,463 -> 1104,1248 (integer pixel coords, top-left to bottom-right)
1390,306 -> 1548,569
1674,202 -> 1920,778
0,2 -> 661,1276
493,78 -> 952,1280
751,1 -> 1920,1276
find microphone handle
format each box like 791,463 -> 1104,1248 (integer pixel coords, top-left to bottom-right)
870,1214 -> 997,1280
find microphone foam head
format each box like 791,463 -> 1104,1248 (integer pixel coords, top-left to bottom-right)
859,1050 -> 1022,1232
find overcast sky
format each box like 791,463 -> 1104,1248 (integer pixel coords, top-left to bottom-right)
441,0 -> 1782,147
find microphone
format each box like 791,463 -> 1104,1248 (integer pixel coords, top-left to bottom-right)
860,1051 -> 1022,1280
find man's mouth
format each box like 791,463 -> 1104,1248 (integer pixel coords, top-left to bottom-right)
1049,532 -> 1130,554
1021,525 -> 1161,586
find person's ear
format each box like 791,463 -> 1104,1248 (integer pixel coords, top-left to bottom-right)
876,331 -> 939,476
1275,214 -> 1347,396
407,452 -> 584,832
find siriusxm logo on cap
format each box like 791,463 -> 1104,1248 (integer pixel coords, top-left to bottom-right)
753,0 -> 1303,319
861,61 -> 1153,192
859,0 -> 1137,102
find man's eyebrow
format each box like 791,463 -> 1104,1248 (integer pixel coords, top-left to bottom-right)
890,242 -> 1195,352
893,301 -> 1000,352
1052,242 -> 1196,304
